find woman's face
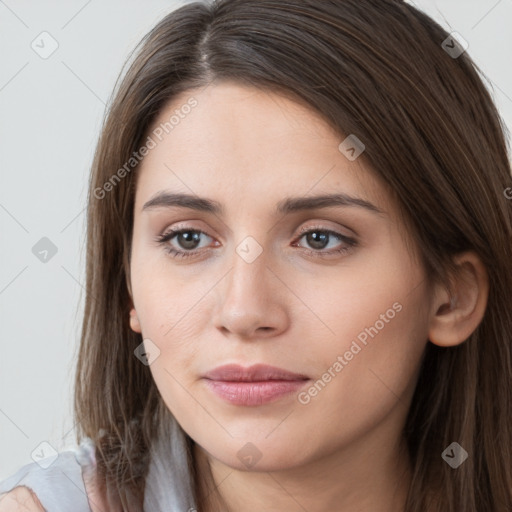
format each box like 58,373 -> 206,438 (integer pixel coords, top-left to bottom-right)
129,80 -> 432,472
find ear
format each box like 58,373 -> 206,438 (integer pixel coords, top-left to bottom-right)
128,285 -> 141,335
129,304 -> 142,334
126,267 -> 141,334
428,251 -> 489,347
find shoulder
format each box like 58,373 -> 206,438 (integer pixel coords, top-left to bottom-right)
0,446 -> 94,512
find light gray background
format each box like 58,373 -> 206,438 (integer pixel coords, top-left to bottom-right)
1,0 -> 511,480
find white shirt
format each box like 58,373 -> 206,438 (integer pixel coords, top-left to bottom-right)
0,416 -> 196,511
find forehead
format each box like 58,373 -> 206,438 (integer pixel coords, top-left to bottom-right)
134,80 -> 392,215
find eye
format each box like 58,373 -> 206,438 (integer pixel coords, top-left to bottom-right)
292,227 -> 357,258
155,228 -> 216,259
155,225 -> 358,260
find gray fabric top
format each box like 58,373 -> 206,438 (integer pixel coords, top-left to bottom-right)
0,449 -> 92,511
0,416 -> 196,511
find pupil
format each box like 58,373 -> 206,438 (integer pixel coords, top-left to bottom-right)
179,231 -> 200,249
307,232 -> 328,249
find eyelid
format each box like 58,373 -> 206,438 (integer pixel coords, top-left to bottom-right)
295,221 -> 355,238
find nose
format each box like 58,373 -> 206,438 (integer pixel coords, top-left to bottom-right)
212,247 -> 289,340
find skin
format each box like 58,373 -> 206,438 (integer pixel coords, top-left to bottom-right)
127,80 -> 489,512
0,487 -> 45,512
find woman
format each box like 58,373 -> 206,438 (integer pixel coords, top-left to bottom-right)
1,0 -> 511,510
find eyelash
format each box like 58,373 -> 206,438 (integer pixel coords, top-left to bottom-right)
155,225 -> 358,260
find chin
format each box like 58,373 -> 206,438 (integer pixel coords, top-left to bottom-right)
204,438 -> 309,473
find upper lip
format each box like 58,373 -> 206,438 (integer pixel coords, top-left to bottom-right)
203,364 -> 309,382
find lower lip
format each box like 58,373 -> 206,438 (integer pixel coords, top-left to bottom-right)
204,379 -> 309,406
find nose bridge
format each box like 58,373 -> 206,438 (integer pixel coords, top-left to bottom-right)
225,237 -> 270,303
213,235 -> 287,338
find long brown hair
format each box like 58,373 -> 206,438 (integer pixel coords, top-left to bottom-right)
74,0 -> 512,510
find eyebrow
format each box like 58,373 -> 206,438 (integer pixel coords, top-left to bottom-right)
142,191 -> 384,215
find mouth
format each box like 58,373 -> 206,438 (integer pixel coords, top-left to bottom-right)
202,363 -> 310,406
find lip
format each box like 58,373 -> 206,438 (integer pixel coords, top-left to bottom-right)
203,363 -> 309,382
202,364 -> 310,406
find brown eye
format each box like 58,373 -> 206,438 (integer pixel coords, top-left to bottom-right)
293,227 -> 358,259
155,228 -> 215,259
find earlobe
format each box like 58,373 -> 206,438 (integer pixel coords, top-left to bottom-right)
129,305 -> 142,333
428,252 -> 489,347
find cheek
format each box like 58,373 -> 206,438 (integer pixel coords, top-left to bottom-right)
297,278 -> 429,435
291,246 -> 429,412
288,249 -> 423,350
130,251 -> 213,340
130,264 -> 214,410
